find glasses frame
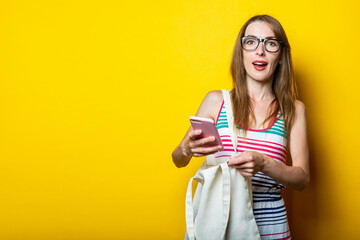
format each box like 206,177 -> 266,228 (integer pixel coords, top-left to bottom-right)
241,36 -> 282,53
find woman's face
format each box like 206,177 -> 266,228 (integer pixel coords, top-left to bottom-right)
242,21 -> 281,84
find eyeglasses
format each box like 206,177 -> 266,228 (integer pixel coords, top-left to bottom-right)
241,36 -> 282,53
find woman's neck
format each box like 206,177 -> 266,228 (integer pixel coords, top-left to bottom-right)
246,78 -> 275,101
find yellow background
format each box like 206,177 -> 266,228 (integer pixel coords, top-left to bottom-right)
1,0 -> 359,239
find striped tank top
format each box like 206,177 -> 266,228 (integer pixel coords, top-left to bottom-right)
213,91 -> 292,240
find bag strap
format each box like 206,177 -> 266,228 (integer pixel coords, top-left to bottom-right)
222,89 -> 255,204
185,90 -> 236,239
221,89 -> 238,153
185,163 -> 230,240
185,177 -> 195,240
220,163 -> 231,240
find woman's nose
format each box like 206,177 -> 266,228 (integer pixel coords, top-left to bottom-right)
255,42 -> 265,56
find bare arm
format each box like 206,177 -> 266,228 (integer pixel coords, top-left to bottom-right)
228,101 -> 310,190
172,90 -> 224,168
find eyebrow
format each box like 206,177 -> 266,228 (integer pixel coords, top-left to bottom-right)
245,35 -> 277,39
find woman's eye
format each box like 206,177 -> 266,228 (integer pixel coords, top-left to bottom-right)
267,41 -> 277,46
246,40 -> 254,45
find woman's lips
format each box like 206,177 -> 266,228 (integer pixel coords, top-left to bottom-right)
252,60 -> 268,71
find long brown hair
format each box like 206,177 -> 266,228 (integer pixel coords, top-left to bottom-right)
230,14 -> 298,137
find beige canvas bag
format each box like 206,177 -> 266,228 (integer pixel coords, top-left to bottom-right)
185,90 -> 261,240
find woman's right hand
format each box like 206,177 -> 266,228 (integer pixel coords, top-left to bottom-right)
186,129 -> 223,157
172,90 -> 224,168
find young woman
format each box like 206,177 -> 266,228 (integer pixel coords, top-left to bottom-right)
172,15 -> 309,239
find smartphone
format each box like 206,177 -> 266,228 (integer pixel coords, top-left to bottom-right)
189,116 -> 223,148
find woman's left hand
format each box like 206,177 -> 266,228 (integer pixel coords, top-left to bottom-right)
227,151 -> 267,177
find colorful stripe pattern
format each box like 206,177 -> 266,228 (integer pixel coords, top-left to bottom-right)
236,114 -> 286,138
213,99 -> 291,240
216,102 -> 229,130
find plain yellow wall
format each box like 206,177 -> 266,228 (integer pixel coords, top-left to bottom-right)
1,0 -> 360,239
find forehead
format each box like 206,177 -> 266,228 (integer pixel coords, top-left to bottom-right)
244,21 -> 275,38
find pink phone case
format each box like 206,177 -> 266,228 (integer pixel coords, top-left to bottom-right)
189,116 -> 223,148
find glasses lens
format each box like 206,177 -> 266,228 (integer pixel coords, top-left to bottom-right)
264,39 -> 280,52
242,37 -> 259,51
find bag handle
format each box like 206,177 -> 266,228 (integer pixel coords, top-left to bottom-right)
185,90 -> 236,239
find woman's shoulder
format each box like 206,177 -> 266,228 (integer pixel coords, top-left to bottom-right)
203,90 -> 224,104
295,100 -> 306,116
292,100 -> 307,127
196,90 -> 224,120
295,100 -> 305,108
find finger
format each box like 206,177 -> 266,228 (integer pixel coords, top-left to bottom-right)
228,156 -> 246,166
192,136 -> 216,147
237,170 -> 254,177
228,152 -> 254,165
192,152 -> 208,157
200,136 -> 216,145
191,145 -> 223,156
231,162 -> 255,169
189,136 -> 214,149
188,130 -> 202,140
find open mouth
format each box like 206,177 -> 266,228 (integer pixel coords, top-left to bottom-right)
252,61 -> 268,71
